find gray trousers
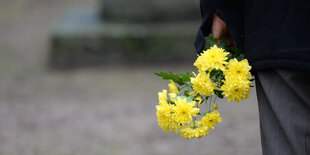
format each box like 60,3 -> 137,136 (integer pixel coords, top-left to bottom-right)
255,69 -> 310,155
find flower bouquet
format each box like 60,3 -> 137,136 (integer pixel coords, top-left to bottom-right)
155,35 -> 254,139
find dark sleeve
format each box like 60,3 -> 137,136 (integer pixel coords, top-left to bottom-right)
194,0 -> 244,53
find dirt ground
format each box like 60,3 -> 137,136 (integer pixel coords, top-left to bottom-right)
0,0 -> 262,154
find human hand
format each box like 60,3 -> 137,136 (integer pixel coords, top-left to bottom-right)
211,13 -> 235,47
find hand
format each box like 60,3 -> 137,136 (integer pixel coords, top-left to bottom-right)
211,13 -> 235,46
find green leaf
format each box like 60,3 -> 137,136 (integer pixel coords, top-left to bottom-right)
227,53 -> 233,60
228,46 -> 245,61
154,72 -> 191,85
179,72 -> 191,83
204,34 -> 219,50
187,96 -> 194,102
185,81 -> 193,87
236,54 -> 245,61
168,100 -> 176,105
209,69 -> 224,83
209,34 -> 218,45
214,90 -> 224,98
230,47 -> 242,55
219,38 -> 228,49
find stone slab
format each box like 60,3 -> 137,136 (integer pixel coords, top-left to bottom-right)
99,0 -> 200,23
49,8 -> 199,68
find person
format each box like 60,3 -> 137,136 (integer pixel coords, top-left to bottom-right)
194,0 -> 310,154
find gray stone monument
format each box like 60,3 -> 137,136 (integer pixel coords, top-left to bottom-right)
49,0 -> 200,68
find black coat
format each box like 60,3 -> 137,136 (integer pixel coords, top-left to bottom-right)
195,0 -> 310,71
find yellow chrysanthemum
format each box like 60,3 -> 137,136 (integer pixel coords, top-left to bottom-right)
201,111 -> 222,129
156,89 -> 180,132
191,72 -> 216,96
221,78 -> 251,103
174,97 -> 200,124
194,45 -> 229,72
212,104 -> 218,111
194,96 -> 203,105
224,58 -> 252,80
188,91 -> 197,96
158,89 -> 168,105
169,93 -> 177,102
168,80 -> 179,93
179,121 -> 211,139
156,103 -> 180,133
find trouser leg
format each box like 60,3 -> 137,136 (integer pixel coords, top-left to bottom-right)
255,69 -> 310,155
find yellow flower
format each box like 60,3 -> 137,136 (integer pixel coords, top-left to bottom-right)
158,89 -> 168,105
180,121 -> 211,139
221,78 -> 251,103
194,96 -> 203,105
156,89 -> 180,132
191,72 -> 216,96
201,111 -> 222,129
194,45 -> 229,72
212,104 -> 218,111
169,93 -> 177,102
224,58 -> 252,80
188,91 -> 197,96
174,97 -> 200,124
156,103 -> 180,133
168,80 -> 179,93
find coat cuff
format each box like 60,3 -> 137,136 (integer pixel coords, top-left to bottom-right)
194,0 -> 244,54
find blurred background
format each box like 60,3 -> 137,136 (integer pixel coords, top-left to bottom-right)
0,0 -> 261,154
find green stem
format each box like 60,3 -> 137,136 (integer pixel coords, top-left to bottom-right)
205,96 -> 209,112
179,88 -> 185,94
194,94 -> 200,98
193,100 -> 199,128
196,94 -> 204,108
179,86 -> 193,95
213,95 -> 217,104
209,95 -> 213,112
